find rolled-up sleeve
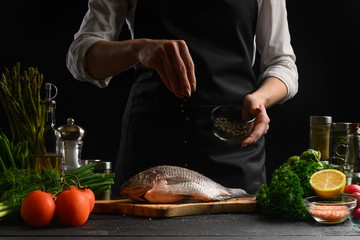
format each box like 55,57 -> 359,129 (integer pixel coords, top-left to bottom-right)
256,0 -> 299,103
66,0 -> 135,88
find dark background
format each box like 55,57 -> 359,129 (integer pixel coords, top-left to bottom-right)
0,0 -> 359,182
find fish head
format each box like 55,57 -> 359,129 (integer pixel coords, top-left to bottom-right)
120,170 -> 158,202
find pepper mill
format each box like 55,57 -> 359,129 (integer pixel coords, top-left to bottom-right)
58,118 -> 85,171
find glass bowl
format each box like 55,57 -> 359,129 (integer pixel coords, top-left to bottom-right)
211,105 -> 255,142
304,196 -> 357,224
342,192 -> 360,227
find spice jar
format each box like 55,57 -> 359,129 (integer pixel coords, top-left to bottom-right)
85,160 -> 112,200
330,122 -> 350,169
58,118 -> 85,171
310,116 -> 332,163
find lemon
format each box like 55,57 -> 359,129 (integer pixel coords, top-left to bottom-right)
310,169 -> 346,198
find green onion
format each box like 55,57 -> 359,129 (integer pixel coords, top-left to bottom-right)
0,163 -> 114,222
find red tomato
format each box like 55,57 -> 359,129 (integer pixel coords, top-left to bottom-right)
64,185 -> 79,191
82,188 -> 95,213
47,192 -> 57,201
64,185 -> 95,213
344,184 -> 360,194
352,208 -> 360,219
21,190 -> 56,228
55,189 -> 90,227
350,191 -> 360,208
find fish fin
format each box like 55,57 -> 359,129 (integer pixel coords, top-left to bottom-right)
228,188 -> 255,198
214,195 -> 233,201
120,187 -> 150,202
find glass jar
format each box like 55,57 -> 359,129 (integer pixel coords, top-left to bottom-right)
344,123 -> 360,174
84,160 -> 112,200
330,122 -> 350,170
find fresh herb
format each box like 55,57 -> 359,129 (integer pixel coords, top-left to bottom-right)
290,160 -> 318,197
257,163 -> 309,220
0,163 -> 115,223
0,132 -> 30,170
257,149 -> 332,220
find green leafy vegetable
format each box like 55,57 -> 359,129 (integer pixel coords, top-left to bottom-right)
0,132 -> 30,171
257,149 -> 332,220
299,149 -> 324,168
0,163 -> 115,223
257,163 -> 309,220
287,155 -> 300,166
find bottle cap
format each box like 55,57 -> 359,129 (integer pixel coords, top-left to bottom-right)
58,118 -> 85,141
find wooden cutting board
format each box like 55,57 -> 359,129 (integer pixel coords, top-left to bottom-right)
93,197 -> 257,218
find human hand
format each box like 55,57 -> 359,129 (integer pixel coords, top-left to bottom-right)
240,94 -> 270,148
136,39 -> 196,98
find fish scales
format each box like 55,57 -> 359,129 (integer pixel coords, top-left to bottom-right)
120,165 -> 254,203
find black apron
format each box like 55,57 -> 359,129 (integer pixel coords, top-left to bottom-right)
114,0 -> 265,195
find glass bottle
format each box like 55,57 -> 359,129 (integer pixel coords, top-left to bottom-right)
43,101 -> 61,155
34,83 -> 62,172
310,116 -> 332,163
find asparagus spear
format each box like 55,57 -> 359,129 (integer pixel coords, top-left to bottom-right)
0,62 -> 46,157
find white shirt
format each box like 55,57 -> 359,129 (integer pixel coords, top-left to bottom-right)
67,0 -> 298,103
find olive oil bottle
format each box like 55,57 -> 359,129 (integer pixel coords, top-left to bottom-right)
34,83 -> 62,172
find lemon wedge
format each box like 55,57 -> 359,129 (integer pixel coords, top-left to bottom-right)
310,169 -> 346,198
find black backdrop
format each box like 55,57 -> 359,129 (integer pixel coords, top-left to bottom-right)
0,0 -> 359,182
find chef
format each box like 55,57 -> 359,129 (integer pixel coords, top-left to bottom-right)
67,0 -> 298,195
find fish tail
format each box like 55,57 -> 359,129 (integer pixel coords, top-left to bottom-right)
228,188 -> 255,198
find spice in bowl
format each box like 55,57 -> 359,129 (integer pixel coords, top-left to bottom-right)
304,196 -> 356,224
211,105 -> 255,142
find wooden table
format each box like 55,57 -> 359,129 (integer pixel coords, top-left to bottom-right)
1,212 -> 360,239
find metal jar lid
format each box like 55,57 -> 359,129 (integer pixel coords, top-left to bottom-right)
95,161 -> 112,171
331,122 -> 350,131
58,118 -> 85,141
82,159 -> 112,170
310,116 -> 332,124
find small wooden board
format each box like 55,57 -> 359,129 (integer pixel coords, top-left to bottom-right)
93,197 -> 257,218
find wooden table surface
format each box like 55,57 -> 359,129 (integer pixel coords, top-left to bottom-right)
1,212 -> 360,239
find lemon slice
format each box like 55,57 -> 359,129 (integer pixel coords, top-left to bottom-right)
310,169 -> 346,198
